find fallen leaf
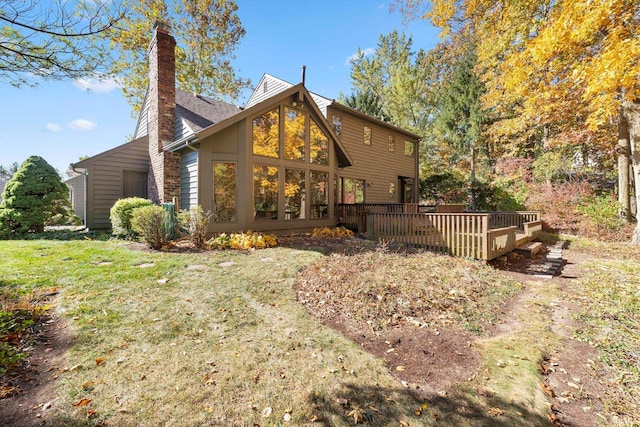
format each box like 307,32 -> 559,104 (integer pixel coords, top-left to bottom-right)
336,397 -> 349,406
487,407 -> 504,417
81,381 -> 94,391
72,398 -> 92,407
86,409 -> 97,418
283,413 -> 291,422
541,383 -> 555,397
261,407 -> 272,418
95,357 -> 105,366
396,366 -> 405,372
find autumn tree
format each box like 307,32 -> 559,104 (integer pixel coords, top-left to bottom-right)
396,0 -> 640,242
107,0 -> 249,111
0,0 -> 124,86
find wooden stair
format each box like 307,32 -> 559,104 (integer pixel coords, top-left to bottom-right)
515,241 -> 543,258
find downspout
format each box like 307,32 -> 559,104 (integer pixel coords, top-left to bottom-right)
71,163 -> 88,229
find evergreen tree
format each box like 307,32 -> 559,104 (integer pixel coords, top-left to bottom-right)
0,156 -> 70,234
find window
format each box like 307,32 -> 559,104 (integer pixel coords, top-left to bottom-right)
253,108 -> 280,158
404,140 -> 415,156
213,162 -> 236,222
123,171 -> 148,198
253,164 -> 279,220
310,119 -> 329,165
388,182 -> 396,199
285,169 -> 305,220
332,115 -> 342,136
310,171 -> 328,219
364,126 -> 372,145
284,107 -> 305,161
342,178 -> 365,203
388,135 -> 395,152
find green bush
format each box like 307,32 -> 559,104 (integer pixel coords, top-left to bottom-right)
0,156 -> 71,234
178,206 -> 212,249
577,194 -> 624,231
131,205 -> 167,249
110,197 -> 153,238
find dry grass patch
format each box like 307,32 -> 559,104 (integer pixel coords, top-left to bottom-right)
297,244 -> 523,334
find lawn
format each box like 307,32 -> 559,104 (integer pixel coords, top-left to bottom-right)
0,234 -> 638,426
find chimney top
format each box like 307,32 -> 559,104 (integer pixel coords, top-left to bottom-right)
153,20 -> 171,35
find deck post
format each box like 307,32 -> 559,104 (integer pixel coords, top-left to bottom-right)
481,214 -> 490,260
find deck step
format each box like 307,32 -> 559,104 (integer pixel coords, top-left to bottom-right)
515,241 -> 543,257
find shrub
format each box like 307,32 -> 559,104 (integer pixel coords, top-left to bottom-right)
0,156 -> 71,234
209,231 -> 277,250
311,226 -> 355,238
110,197 -> 153,238
131,205 -> 168,249
178,206 -> 213,249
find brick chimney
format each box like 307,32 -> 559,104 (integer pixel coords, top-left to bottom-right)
147,21 -> 180,203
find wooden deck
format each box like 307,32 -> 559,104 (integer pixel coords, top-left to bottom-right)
345,207 -> 542,261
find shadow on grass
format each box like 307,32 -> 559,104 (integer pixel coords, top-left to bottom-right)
309,382 -> 556,427
1,229 -> 112,241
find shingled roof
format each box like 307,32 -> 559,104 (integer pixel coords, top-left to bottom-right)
175,90 -> 242,133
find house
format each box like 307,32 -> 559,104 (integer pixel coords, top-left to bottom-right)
65,173 -> 86,225
69,22 -> 420,233
0,179 -> 7,203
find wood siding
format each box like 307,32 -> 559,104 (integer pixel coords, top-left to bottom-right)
174,116 -> 195,141
134,95 -> 150,139
81,138 -> 150,229
329,105 -> 418,203
180,149 -> 198,210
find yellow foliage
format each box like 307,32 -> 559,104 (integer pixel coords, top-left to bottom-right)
208,231 -> 278,250
311,227 -> 355,239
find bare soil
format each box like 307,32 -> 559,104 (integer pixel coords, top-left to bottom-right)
0,236 -> 622,426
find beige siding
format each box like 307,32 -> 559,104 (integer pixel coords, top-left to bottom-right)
83,138 -> 150,229
329,105 -> 417,203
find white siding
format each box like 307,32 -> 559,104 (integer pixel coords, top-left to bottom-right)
310,93 -> 332,117
180,149 -> 198,210
245,74 -> 293,108
134,95 -> 150,139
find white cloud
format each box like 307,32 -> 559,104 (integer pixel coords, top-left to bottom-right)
73,77 -> 119,93
45,122 -> 62,132
345,48 -> 375,65
68,119 -> 97,130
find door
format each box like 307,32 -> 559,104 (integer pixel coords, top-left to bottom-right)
123,171 -> 148,198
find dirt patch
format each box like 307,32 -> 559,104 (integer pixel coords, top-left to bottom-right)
325,314 -> 480,398
0,313 -> 74,427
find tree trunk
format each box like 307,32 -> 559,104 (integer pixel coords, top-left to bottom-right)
623,101 -> 640,244
469,145 -> 477,211
618,113 -> 632,222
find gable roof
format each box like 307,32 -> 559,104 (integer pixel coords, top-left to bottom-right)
70,135 -> 150,172
165,84 -> 354,167
133,90 -> 242,141
175,90 -> 242,133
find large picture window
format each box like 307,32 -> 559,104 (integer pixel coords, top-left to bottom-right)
253,164 -> 279,220
310,119 -> 329,165
213,162 -> 237,222
342,178 -> 365,203
253,108 -> 280,158
310,171 -> 328,219
285,169 -> 305,220
284,107 -> 305,161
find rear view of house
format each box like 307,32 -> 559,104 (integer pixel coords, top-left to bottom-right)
69,22 -> 420,233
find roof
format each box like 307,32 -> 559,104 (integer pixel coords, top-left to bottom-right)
70,135 -> 150,172
175,90 -> 242,133
165,84 -> 354,167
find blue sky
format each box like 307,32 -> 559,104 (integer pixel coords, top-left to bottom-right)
0,1 -> 439,176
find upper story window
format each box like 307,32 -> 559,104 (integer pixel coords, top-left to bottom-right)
253,108 -> 280,158
284,107 -> 305,161
364,126 -> 372,145
332,115 -> 342,136
404,140 -> 415,157
388,135 -> 395,152
310,119 -> 329,165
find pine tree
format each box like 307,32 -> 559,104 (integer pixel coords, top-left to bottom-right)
0,156 -> 70,234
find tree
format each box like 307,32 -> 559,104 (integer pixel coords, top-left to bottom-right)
107,0 -> 249,111
433,44 -> 486,210
0,156 -> 71,234
0,0 -> 124,86
0,162 -> 19,180
396,0 -> 640,242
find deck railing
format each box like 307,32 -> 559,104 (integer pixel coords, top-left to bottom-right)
337,203 -> 418,231
365,211 -> 542,260
488,211 -> 541,229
